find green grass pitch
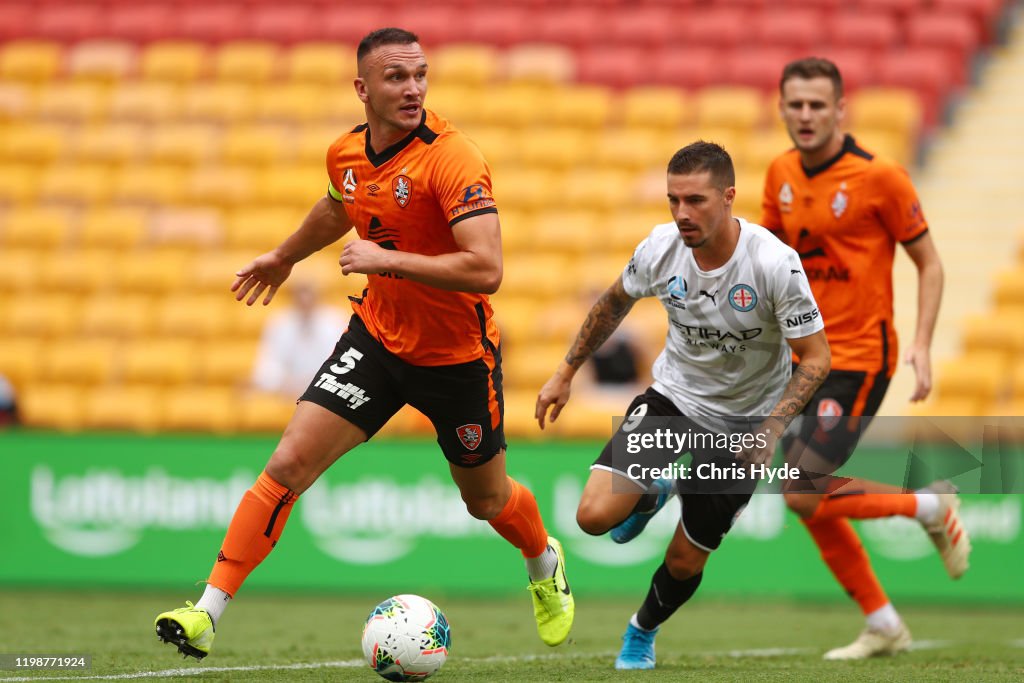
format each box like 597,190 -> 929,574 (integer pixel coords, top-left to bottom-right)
0,589 -> 1021,682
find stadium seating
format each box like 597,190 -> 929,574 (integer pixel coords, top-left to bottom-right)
0,0 -> 1009,435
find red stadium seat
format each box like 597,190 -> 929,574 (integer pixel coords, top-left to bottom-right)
876,48 -> 957,126
321,7 -> 390,44
606,7 -> 675,49
856,0 -> 922,19
394,7 -> 465,47
681,8 -> 746,48
724,48 -> 800,91
247,5 -> 318,44
176,4 -> 247,43
906,11 -> 982,73
0,5 -> 35,42
576,47 -> 650,89
535,7 -> 609,50
106,4 -> 177,43
827,12 -> 901,49
33,4 -> 106,42
813,48 -> 877,92
932,0 -> 1005,43
464,7 -> 534,47
755,9 -> 822,52
649,47 -> 722,89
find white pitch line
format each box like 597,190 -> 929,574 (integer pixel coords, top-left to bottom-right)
0,643 -> 927,682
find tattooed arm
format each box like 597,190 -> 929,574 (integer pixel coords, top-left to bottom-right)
535,277 -> 637,429
745,330 -> 831,465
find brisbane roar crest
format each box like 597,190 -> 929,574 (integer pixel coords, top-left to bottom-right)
393,175 -> 412,208
456,424 -> 482,451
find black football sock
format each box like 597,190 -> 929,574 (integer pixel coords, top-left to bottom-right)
635,562 -> 703,630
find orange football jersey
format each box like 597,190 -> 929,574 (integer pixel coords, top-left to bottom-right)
326,109 -> 500,366
761,135 -> 928,374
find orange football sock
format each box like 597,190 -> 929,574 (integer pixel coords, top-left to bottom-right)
488,478 -> 549,559
803,515 -> 889,615
208,471 -> 298,597
813,493 -> 917,520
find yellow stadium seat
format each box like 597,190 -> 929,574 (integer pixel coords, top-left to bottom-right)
431,43 -> 501,87
0,338 -> 43,388
849,88 -> 922,140
322,88 -> 368,126
691,126 -> 749,167
191,250 -> 258,293
497,207 -> 535,254
154,295 -> 232,338
595,128 -> 676,171
34,83 -> 109,122
935,353 -> 1008,405
0,249 -> 41,291
501,388 -> 545,440
111,164 -> 189,205
78,295 -> 156,338
502,253 -> 571,298
0,164 -> 40,203
251,83 -> 331,123
1,123 -> 68,164
491,295 -> 541,347
38,249 -> 113,293
543,85 -> 613,129
2,295 -> 78,338
495,168 -> 560,212
39,339 -> 119,386
570,255 -> 630,295
122,339 -> 197,385
139,41 -> 208,82
531,210 -> 599,255
425,85 -> 481,127
0,82 -> 34,122
960,311 -> 1024,359
79,208 -> 147,249
854,128 -> 912,167
502,341 -> 567,392
147,123 -> 219,165
213,41 -> 280,83
742,128 -> 795,175
909,396 -> 984,419
196,341 -> 259,386
605,207 -> 673,254
181,83 -> 254,123
238,391 -> 294,432
18,383 -> 85,431
222,124 -> 290,166
2,207 -> 71,249
519,127 -> 593,170
38,164 -> 115,205
113,251 -> 188,294
464,126 -> 521,169
694,86 -> 766,131
148,207 -> 222,249
285,43 -> 353,84
83,384 -> 163,432
73,123 -> 145,164
224,206 -> 302,251
478,85 -> 548,128
562,168 -> 634,211
1012,361 -> 1024,401
992,266 -> 1024,311
66,40 -> 137,84
295,125 -> 345,163
185,166 -> 256,207
226,297 -> 277,339
621,87 -> 690,130
258,166 -> 330,208
0,40 -> 62,83
503,44 -> 576,86
162,387 -> 237,433
108,82 -> 183,122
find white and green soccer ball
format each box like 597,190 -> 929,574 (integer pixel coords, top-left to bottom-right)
361,594 -> 451,681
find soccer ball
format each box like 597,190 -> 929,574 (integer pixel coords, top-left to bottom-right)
361,594 -> 451,681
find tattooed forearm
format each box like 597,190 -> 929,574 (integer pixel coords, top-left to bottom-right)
564,279 -> 636,370
769,361 -> 829,431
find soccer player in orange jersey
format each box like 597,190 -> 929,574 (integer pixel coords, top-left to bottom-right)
153,28 -> 573,660
761,58 -> 970,659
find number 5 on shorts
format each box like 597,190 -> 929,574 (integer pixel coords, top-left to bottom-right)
330,348 -> 364,375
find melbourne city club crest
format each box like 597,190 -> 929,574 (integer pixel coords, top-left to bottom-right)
457,424 -> 482,451
393,175 -> 412,208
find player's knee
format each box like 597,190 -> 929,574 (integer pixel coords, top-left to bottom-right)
265,446 -> 316,494
784,492 -> 819,518
575,500 -> 614,536
664,546 -> 706,580
462,492 -> 505,521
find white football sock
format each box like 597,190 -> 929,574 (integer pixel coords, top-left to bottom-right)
913,491 -> 940,524
865,602 -> 901,633
525,545 -> 559,581
630,613 -> 656,632
196,585 -> 231,627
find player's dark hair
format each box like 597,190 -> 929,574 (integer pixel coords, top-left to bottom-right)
667,141 -> 735,190
780,57 -> 844,99
357,28 -> 420,62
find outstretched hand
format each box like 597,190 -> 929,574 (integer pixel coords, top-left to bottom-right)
904,345 -> 932,402
231,251 -> 294,306
536,372 -> 573,430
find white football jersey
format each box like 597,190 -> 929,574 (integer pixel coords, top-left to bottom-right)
622,218 -> 824,423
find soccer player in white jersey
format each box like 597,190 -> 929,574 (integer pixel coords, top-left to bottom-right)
536,141 -> 831,670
